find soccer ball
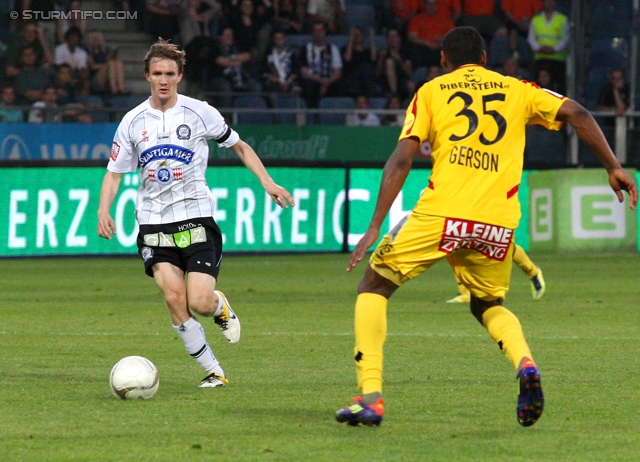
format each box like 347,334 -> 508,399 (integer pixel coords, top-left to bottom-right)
110,356 -> 159,400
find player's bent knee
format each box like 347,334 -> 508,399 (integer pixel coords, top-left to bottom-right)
470,296 -> 503,324
357,266 -> 399,298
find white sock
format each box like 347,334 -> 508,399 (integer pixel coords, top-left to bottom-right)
173,316 -> 224,377
212,292 -> 223,317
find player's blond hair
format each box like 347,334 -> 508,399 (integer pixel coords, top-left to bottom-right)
144,39 -> 186,75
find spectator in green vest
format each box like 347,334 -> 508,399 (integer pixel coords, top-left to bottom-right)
527,0 -> 568,94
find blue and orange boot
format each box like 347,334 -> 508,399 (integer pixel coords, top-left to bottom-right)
517,358 -> 544,427
336,397 -> 384,426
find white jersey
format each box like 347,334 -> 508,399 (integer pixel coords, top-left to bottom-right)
107,94 -> 240,225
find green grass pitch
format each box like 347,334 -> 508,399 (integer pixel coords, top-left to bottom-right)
1,253 -> 639,461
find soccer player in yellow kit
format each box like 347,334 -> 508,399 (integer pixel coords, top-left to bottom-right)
336,27 -> 637,427
447,244 -> 546,303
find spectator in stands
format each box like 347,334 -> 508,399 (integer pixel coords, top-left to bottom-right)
263,30 -> 301,93
337,26 -> 379,97
597,69 -> 630,116
0,83 -> 25,122
306,0 -> 345,34
499,0 -> 538,72
4,22 -> 54,80
208,26 -> 262,107
527,0 -> 569,94
438,0 -> 461,24
375,28 -> 415,100
380,93 -> 404,126
273,0 -> 307,34
230,0 -> 271,72
28,84 -> 61,122
500,56 -> 525,80
299,21 -> 342,108
347,94 -> 380,126
179,0 -> 223,46
53,63 -> 78,104
145,0 -> 182,42
54,26 -> 90,95
56,0 -> 87,45
390,0 -> 422,33
407,0 -> 455,69
458,0 -> 503,42
87,31 -> 128,96
502,0 -> 541,38
534,67 -> 557,91
13,46 -> 53,104
29,83 -> 92,123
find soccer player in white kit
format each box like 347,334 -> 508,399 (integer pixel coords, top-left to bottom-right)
97,39 -> 295,388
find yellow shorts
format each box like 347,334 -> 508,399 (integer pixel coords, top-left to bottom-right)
369,213 -> 514,300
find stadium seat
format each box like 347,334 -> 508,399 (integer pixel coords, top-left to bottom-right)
584,67 -> 611,109
319,96 -> 355,125
588,38 -> 628,71
368,97 -> 387,110
525,126 -> 566,167
327,34 -> 349,50
588,1 -> 632,38
273,95 -> 309,125
344,4 -> 376,31
110,94 -> 148,112
77,95 -> 104,107
287,34 -> 312,56
233,95 -> 272,124
86,108 -> 111,123
488,35 -> 533,68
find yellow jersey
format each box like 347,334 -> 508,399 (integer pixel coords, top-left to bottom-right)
400,64 -> 566,228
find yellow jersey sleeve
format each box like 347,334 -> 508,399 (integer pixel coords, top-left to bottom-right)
396,66 -> 567,229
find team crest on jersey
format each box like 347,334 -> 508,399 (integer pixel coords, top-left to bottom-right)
176,124 -> 191,140
148,167 -> 183,184
110,142 -> 120,161
140,246 -> 153,262
464,71 -> 481,83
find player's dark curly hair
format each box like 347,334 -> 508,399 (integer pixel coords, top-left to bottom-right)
144,39 -> 186,75
442,27 -> 484,69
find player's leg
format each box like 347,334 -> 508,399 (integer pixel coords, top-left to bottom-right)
184,219 -> 241,344
337,213 -> 443,426
335,267 -> 397,427
152,263 -> 226,386
512,245 -> 545,300
455,246 -> 543,426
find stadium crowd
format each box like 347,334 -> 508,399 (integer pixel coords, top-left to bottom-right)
0,0 -> 625,126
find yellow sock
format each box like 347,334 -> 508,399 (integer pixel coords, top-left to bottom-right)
482,305 -> 533,369
354,293 -> 387,395
513,244 -> 538,278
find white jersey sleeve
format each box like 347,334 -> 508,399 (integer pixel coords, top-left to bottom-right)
107,109 -> 140,173
200,101 -> 240,148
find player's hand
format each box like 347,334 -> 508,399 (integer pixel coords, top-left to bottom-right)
609,168 -> 638,210
97,214 -> 117,240
266,183 -> 295,208
347,228 -> 380,272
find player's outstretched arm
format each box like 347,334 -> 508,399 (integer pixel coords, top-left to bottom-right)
556,99 -> 638,210
229,140 -> 295,208
347,138 -> 419,271
97,171 -> 124,239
